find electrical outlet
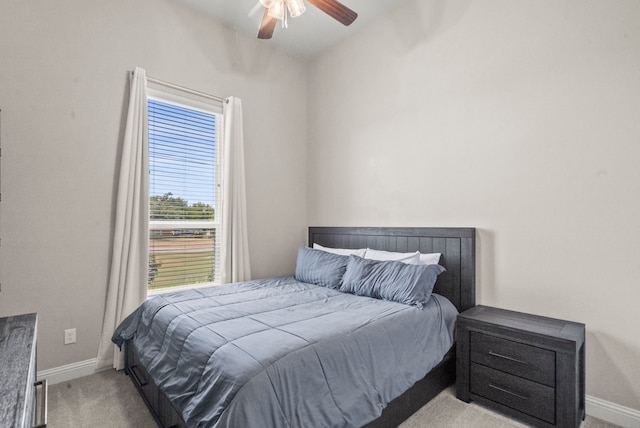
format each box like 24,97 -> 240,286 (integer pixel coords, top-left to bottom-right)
64,328 -> 76,345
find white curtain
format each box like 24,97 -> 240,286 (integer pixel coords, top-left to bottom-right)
220,97 -> 251,283
96,67 -> 149,370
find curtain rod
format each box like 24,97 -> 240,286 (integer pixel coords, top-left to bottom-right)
132,71 -> 227,104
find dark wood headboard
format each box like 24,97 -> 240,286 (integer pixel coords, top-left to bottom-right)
308,227 -> 476,313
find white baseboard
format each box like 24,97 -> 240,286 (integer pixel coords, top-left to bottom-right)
586,395 -> 640,428
36,360 -> 640,427
37,358 -> 108,385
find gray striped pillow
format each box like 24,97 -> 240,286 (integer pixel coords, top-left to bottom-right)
294,246 -> 349,289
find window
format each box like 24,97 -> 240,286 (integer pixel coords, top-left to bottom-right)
147,87 -> 223,292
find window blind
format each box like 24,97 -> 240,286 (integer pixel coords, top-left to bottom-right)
148,98 -> 221,290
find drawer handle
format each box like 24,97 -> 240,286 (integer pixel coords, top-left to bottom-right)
129,365 -> 148,387
33,379 -> 48,428
489,383 -> 529,401
489,351 -> 528,365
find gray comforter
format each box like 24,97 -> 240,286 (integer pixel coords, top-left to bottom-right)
112,276 -> 458,428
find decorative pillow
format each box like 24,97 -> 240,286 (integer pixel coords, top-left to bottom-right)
340,256 -> 445,308
364,248 -> 421,264
419,252 -> 442,265
295,246 -> 349,289
313,243 -> 366,258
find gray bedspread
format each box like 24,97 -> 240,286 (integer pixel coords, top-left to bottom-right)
112,276 -> 458,428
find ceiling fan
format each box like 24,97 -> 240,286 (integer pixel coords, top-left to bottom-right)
256,0 -> 358,39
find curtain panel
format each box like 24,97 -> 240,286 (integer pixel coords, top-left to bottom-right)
96,67 -> 149,370
221,97 -> 251,283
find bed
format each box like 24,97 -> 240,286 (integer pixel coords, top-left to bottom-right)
115,226 -> 476,427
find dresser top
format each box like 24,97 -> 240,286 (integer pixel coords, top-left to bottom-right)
0,313 -> 37,330
0,313 -> 38,426
458,305 -> 584,342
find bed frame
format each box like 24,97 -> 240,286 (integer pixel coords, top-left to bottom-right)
310,227 -> 476,427
124,226 -> 476,428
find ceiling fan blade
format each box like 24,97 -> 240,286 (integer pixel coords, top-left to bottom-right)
257,8 -> 277,39
307,0 -> 358,26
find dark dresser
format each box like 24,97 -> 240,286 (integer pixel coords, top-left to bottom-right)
0,313 -> 47,427
456,305 -> 585,428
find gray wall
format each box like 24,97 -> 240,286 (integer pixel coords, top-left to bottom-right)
307,0 -> 640,411
0,0 -> 307,369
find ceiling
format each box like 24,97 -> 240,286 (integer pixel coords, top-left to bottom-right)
180,0 -> 411,59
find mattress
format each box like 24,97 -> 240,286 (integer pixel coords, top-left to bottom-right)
113,275 -> 458,428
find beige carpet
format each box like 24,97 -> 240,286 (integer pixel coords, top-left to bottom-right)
48,370 -> 156,428
399,387 -> 618,428
47,369 -> 619,427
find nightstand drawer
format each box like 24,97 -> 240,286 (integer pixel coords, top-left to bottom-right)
470,363 -> 555,424
470,331 -> 555,387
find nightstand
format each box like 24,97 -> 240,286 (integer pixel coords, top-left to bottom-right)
456,305 -> 585,428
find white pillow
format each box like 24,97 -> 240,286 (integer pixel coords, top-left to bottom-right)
313,243 -> 366,257
364,248 -> 420,264
419,252 -> 442,265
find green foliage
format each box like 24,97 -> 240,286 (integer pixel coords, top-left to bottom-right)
148,253 -> 161,286
150,193 -> 214,220
190,202 -> 214,220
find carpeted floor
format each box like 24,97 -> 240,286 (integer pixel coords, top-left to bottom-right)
47,369 -> 619,427
48,370 -> 156,427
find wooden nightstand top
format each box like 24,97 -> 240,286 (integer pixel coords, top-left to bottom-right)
458,305 -> 584,345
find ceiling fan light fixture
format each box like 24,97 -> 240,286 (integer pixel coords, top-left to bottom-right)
256,0 -> 356,39
259,0 -> 276,8
267,1 -> 285,20
286,0 -> 306,18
